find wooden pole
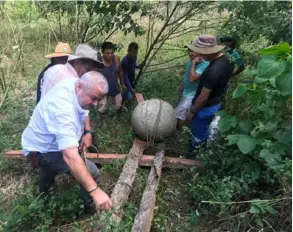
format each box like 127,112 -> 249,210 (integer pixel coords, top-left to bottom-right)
131,143 -> 165,232
110,138 -> 148,222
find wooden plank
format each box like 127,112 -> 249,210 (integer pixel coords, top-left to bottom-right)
110,138 -> 148,222
5,150 -> 202,168
131,143 -> 165,232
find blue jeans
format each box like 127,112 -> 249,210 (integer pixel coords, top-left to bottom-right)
190,103 -> 221,150
35,152 -> 99,208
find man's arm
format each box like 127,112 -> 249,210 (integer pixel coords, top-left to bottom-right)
232,65 -> 245,77
191,88 -> 211,112
115,55 -> 125,87
189,57 -> 202,82
80,115 -> 92,151
186,88 -> 212,120
63,148 -> 112,210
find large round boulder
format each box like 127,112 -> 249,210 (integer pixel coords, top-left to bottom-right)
131,99 -> 176,142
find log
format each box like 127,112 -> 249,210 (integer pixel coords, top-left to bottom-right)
5,150 -> 202,169
131,143 -> 165,232
110,138 -> 148,222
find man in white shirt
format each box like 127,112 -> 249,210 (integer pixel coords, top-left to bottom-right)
22,71 -> 111,213
41,43 -> 105,97
41,43 -> 105,154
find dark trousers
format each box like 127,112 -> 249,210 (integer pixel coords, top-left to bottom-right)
35,152 -> 99,208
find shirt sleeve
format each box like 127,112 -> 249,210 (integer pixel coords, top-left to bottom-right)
45,99 -> 80,150
202,69 -> 219,90
195,61 -> 209,75
232,51 -> 245,67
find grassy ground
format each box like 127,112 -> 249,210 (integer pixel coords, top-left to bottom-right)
0,4 -> 208,231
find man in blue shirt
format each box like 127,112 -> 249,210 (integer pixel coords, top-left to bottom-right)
220,35 -> 245,77
121,42 -> 144,103
175,41 -> 209,131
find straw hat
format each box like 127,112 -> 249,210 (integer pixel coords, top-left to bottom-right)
45,42 -> 72,58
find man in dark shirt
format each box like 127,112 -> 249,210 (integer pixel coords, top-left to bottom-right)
121,42 -> 144,103
36,42 -> 71,104
186,35 -> 234,151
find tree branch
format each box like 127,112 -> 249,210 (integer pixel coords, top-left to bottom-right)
144,64 -> 186,74
148,54 -> 186,67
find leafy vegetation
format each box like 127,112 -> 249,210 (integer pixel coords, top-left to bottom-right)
0,1 -> 291,231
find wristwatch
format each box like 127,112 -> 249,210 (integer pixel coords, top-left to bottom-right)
84,130 -> 93,135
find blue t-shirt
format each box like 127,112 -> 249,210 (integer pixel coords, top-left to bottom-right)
121,55 -> 138,91
224,50 -> 244,68
183,59 -> 210,97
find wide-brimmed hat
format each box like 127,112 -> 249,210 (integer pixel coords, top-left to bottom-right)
67,44 -> 105,69
186,35 -> 225,55
45,42 -> 72,58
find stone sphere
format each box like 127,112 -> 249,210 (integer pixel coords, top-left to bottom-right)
131,99 -> 176,142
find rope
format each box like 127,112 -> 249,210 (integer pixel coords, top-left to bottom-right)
145,99 -> 164,145
80,145 -> 99,170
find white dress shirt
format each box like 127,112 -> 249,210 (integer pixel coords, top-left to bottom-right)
22,78 -> 88,156
41,62 -> 79,99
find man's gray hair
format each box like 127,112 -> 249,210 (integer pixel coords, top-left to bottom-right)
79,71 -> 108,94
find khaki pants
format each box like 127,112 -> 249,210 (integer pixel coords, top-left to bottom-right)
98,93 -> 122,113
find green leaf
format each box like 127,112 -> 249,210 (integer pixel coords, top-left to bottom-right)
249,205 -> 259,214
274,130 -> 292,145
232,84 -> 248,99
257,56 -> 286,79
259,43 -> 291,56
226,134 -> 240,145
239,120 -> 253,134
275,63 -> 292,95
273,142 -> 289,154
260,149 -> 282,166
218,116 -> 232,133
264,204 -> 277,215
237,135 -> 256,154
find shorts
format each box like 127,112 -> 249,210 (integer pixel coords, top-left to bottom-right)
175,95 -> 194,121
97,93 -> 122,113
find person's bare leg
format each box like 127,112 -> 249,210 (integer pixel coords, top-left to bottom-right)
176,119 -> 184,131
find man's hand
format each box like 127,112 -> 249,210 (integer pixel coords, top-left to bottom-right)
79,133 -> 92,151
186,110 -> 195,121
192,56 -> 202,65
90,188 -> 112,211
138,61 -> 145,69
